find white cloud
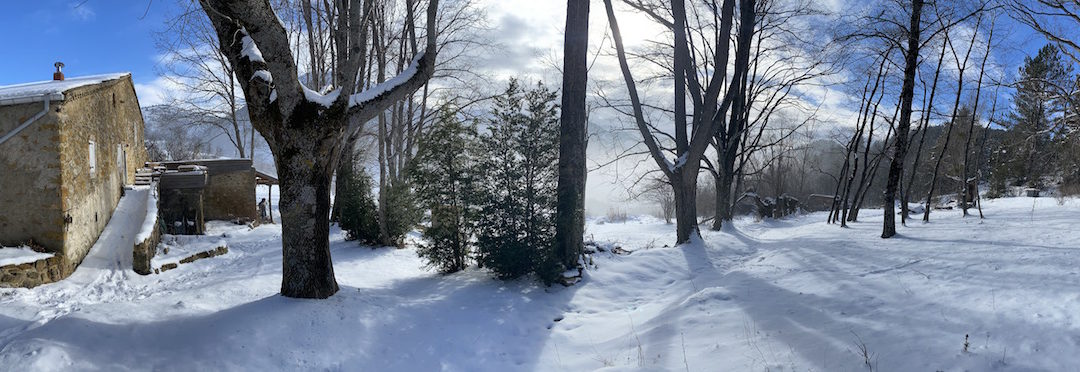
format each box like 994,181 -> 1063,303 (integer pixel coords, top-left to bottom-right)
68,2 -> 96,21
133,76 -> 180,107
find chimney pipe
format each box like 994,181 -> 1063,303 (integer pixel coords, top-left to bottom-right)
53,62 -> 65,81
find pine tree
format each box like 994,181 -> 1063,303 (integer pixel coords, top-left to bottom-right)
411,107 -> 479,273
475,80 -> 561,281
994,44 -> 1073,189
380,180 -> 421,247
338,159 -> 381,245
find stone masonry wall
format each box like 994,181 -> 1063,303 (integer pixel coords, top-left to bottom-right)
0,255 -> 69,288
0,102 -> 65,252
132,215 -> 161,275
203,170 -> 256,221
56,76 -> 149,266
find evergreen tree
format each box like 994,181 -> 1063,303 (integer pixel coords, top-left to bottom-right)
381,180 -> 422,247
931,106 -> 983,197
475,80 -> 561,281
1054,76 -> 1080,191
411,107 -> 479,273
337,156 -> 381,245
993,44 -> 1073,189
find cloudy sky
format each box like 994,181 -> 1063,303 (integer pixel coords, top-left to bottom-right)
0,0 -> 1058,215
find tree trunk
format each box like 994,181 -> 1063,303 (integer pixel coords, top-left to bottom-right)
555,0 -> 590,270
673,169 -> 700,243
711,0 -> 755,231
197,0 -> 440,300
714,172 -> 727,229
377,111 -> 392,246
276,123 -> 339,299
961,20 -> 994,217
904,40 -> 949,223
881,0 -> 923,238
851,118 -> 895,221
714,152 -> 736,230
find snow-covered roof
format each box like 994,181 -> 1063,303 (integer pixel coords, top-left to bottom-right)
0,73 -> 131,106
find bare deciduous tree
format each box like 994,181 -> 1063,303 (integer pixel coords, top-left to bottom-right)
156,1 -> 256,159
555,0 -> 590,270
197,0 -> 439,298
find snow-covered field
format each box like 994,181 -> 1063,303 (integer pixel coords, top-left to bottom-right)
1,196 -> 1078,371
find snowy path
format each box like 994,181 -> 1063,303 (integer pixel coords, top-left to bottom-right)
0,187 -> 153,349
0,196 -> 1078,370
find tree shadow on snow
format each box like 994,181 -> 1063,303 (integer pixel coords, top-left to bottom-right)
0,272 -> 578,371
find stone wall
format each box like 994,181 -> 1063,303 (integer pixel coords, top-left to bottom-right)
0,255 -> 71,288
161,159 -> 256,222
204,170 -> 256,221
156,245 -> 228,274
0,75 -> 148,287
0,101 -> 65,252
132,216 -> 161,275
56,76 -> 148,265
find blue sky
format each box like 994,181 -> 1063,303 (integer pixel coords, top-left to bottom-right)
0,1 -> 180,90
0,0 -> 1055,114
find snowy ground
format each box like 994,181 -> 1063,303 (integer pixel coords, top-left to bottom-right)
1,195 -> 1078,371
152,230 -> 228,269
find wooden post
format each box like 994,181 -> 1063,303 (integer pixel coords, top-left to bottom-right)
268,184 -> 274,223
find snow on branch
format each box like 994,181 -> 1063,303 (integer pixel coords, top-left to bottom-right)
252,70 -> 273,83
347,53 -> 423,108
240,29 -> 266,63
298,52 -> 425,109
302,86 -> 341,107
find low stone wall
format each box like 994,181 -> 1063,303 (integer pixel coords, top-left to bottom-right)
133,187 -> 162,275
155,245 -> 228,274
0,255 -> 71,288
132,222 -> 161,275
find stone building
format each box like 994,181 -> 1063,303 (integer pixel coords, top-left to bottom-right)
159,159 -> 257,222
0,71 -> 148,286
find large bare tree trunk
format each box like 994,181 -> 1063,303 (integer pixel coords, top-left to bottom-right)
714,171 -> 729,229
603,0 -> 738,244
276,121 -> 339,298
711,0 -> 756,231
673,170 -> 700,241
555,0 -> 590,270
200,0 -> 439,299
881,0 -> 923,238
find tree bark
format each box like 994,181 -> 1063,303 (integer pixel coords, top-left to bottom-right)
555,0 -> 590,270
881,0 -> 923,238
276,116 -> 340,299
673,170 -> 700,241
